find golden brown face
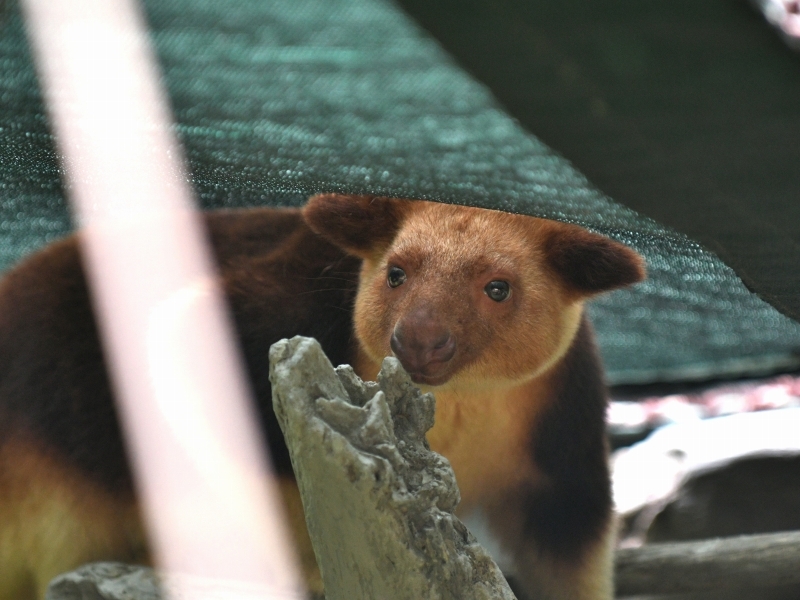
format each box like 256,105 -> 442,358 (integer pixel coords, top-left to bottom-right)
354,203 -> 583,388
303,195 -> 645,389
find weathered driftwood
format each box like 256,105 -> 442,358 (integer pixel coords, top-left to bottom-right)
269,336 -> 516,600
615,530 -> 800,597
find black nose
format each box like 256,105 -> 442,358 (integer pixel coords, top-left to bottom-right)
390,314 -> 456,376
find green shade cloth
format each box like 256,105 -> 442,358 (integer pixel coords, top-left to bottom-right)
1,0 -> 799,384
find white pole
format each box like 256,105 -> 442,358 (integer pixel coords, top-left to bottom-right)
20,0 -> 305,597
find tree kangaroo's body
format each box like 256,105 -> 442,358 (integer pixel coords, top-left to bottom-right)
0,195 -> 644,599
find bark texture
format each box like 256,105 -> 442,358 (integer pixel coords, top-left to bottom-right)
269,336 -> 516,600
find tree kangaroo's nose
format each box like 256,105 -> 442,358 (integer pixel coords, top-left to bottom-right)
390,309 -> 456,374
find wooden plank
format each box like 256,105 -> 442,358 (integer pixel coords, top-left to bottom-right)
616,530 -> 800,596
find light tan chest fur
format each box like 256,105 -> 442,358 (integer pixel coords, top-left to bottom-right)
354,350 -> 548,514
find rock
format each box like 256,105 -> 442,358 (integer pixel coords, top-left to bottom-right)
46,562 -> 305,600
269,336 -> 516,600
46,562 -> 161,600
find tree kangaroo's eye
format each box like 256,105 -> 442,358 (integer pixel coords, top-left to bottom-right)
485,280 -> 510,302
387,266 -> 407,288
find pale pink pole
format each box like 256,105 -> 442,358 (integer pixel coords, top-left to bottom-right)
20,0 -> 305,597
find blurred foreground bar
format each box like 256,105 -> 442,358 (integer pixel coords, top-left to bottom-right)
21,0 -> 304,596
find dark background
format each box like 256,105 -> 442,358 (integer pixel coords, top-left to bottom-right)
397,0 -> 800,321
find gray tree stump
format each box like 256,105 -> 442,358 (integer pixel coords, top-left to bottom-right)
269,336 -> 516,600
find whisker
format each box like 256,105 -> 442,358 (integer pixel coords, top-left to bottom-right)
295,288 -> 356,296
298,276 -> 358,284
319,305 -> 353,315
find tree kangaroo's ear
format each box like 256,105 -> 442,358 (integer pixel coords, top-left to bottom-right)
543,221 -> 646,296
303,194 -> 411,258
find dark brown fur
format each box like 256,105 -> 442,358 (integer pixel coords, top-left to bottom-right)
0,208 -> 358,489
0,207 -> 360,598
483,318 -> 615,599
526,318 -> 612,560
544,227 -> 643,295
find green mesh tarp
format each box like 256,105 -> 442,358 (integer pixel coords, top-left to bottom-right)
1,0 -> 799,384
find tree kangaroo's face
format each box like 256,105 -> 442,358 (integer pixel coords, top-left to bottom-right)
354,204 -> 583,388
303,195 -> 646,389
